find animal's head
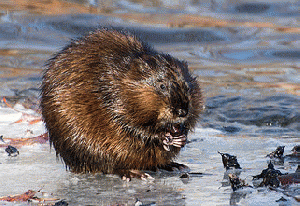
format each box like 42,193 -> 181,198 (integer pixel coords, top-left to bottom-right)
117,52 -> 203,138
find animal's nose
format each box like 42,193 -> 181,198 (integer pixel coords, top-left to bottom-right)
176,108 -> 188,117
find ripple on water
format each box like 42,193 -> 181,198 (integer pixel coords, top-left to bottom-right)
271,50 -> 300,59
235,3 -> 270,14
202,95 -> 300,137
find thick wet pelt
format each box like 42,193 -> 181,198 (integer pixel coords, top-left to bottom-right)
0,0 -> 299,205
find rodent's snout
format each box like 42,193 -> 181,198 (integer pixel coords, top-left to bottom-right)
172,95 -> 189,118
169,81 -> 190,119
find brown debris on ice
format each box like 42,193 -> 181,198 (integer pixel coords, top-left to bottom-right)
0,133 -> 49,148
0,190 -> 36,202
0,190 -> 62,205
2,97 -> 42,125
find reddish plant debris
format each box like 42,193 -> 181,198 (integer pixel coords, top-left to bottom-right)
0,133 -> 49,148
278,165 -> 300,186
0,190 -> 36,202
2,97 -> 42,125
0,190 -> 61,204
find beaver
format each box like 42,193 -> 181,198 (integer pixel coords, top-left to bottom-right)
41,28 -> 203,180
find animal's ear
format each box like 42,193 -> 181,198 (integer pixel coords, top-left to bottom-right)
127,58 -> 151,81
130,58 -> 147,71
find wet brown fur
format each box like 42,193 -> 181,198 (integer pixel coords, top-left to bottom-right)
41,29 -> 203,175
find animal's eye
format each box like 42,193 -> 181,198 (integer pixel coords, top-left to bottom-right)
160,84 -> 166,90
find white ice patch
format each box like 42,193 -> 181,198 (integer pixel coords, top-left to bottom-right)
0,105 -> 45,139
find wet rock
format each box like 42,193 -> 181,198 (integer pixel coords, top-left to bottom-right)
179,173 -> 189,184
218,151 -> 242,170
5,145 -> 19,157
54,200 -> 69,206
228,174 -> 251,191
267,146 -> 285,159
0,135 -> 4,143
179,172 -> 205,184
253,162 -> 286,187
179,173 -> 189,179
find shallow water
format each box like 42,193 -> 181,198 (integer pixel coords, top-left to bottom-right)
0,0 -> 299,205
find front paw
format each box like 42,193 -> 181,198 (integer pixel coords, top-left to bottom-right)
163,132 -> 187,151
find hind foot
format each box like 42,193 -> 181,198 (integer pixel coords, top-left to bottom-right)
118,169 -> 154,182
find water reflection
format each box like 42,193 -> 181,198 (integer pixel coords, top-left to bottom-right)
55,173 -> 186,205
